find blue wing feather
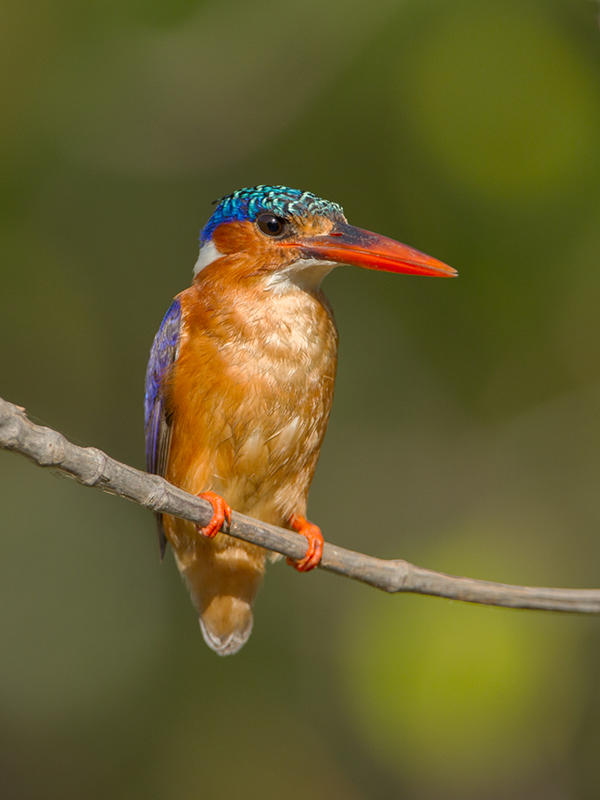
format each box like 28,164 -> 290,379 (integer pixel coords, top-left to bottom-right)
144,299 -> 181,555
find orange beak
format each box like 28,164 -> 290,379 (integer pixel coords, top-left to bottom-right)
287,223 -> 457,278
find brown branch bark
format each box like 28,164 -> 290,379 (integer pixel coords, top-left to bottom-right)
0,395 -> 599,613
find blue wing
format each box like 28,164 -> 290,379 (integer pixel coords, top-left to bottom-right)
144,299 -> 181,556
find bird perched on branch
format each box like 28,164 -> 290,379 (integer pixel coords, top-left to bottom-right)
144,185 -> 456,655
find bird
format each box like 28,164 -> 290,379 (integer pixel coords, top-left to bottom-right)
144,185 -> 456,656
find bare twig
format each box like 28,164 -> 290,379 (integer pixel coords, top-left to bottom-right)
0,396 -> 599,613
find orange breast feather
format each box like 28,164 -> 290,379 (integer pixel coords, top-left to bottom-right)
161,266 -> 337,649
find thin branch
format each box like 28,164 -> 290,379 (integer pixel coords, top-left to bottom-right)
0,395 -> 599,614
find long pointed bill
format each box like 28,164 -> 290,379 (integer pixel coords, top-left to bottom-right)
287,223 -> 457,278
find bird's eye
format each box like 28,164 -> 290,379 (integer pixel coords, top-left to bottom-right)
256,213 -> 288,237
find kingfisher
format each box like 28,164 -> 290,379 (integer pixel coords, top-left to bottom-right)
144,185 -> 456,656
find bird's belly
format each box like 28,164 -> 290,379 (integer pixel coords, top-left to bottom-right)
213,412 -> 317,521
167,405 -> 320,563
165,282 -> 337,560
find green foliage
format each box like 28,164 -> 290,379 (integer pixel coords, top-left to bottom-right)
342,534 -> 585,790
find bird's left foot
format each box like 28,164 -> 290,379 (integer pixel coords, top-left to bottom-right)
195,491 -> 232,539
286,514 -> 324,572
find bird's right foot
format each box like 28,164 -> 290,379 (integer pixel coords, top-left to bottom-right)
195,491 -> 232,538
286,514 -> 324,572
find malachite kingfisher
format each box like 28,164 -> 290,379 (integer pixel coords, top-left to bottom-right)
144,185 -> 456,656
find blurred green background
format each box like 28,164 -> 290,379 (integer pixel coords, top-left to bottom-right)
2,0 -> 600,797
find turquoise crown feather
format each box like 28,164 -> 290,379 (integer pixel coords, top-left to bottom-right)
201,185 -> 345,242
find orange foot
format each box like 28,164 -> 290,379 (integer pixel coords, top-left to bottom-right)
195,491 -> 232,539
286,514 -> 324,572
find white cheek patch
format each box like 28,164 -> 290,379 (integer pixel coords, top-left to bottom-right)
193,240 -> 223,276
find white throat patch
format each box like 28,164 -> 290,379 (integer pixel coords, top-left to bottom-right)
265,258 -> 336,292
193,240 -> 223,276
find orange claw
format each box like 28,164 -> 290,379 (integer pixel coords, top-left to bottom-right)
286,513 -> 324,572
195,491 -> 232,539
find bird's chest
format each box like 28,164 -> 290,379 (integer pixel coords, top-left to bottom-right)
172,285 -> 337,517
218,291 -> 336,462
228,289 -> 335,404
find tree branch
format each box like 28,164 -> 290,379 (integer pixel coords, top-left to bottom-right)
1,395 -> 599,614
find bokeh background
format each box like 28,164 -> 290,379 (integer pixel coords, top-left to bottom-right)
2,0 -> 600,797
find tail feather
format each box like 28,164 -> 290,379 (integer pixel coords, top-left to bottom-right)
176,543 -> 265,656
199,596 -> 253,656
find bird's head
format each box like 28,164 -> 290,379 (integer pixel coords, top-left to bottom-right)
194,185 -> 456,289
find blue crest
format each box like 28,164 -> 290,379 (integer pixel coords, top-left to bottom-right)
200,185 -> 345,242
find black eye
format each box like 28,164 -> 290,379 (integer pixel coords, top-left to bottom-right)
256,213 -> 288,237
